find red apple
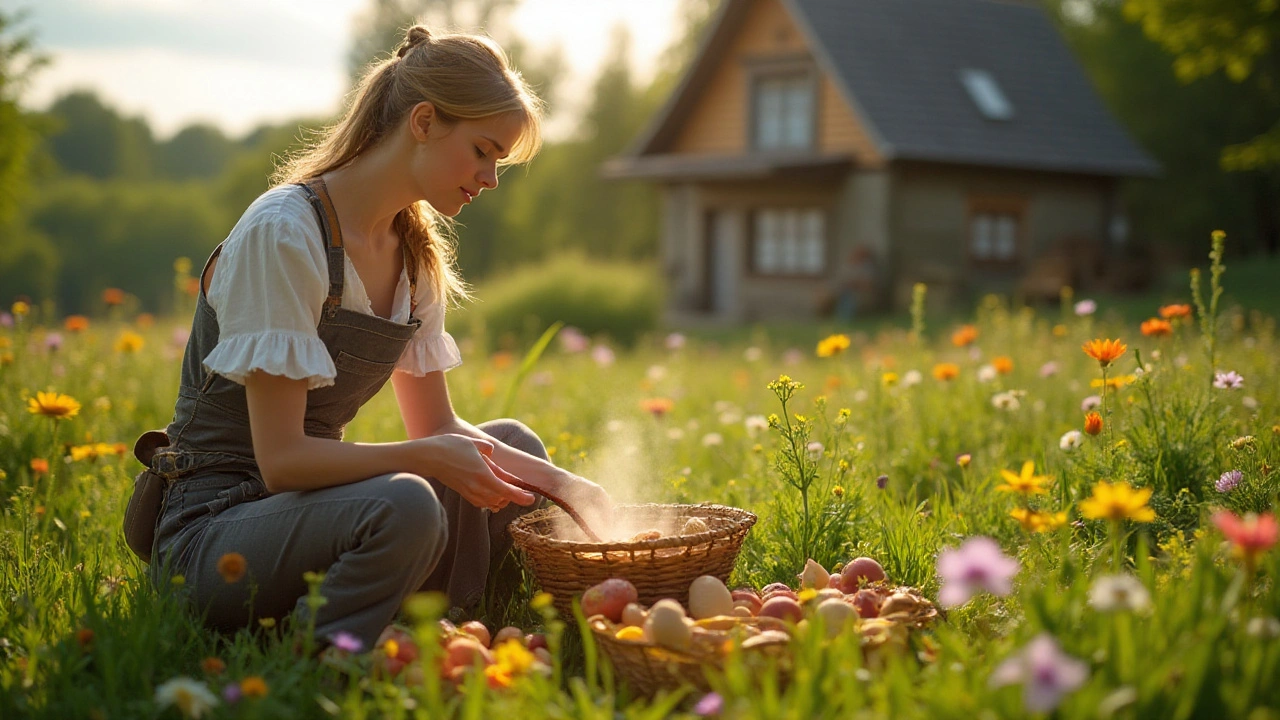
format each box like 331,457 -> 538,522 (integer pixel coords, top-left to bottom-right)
850,589 -> 882,618
459,621 -> 491,648
758,596 -> 803,623
526,633 -> 549,652
442,637 -> 492,676
581,578 -> 639,622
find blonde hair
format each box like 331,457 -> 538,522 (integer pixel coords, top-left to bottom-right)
274,26 -> 545,306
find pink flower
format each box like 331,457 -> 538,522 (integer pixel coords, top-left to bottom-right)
693,692 -> 724,716
1038,361 -> 1060,378
559,326 -> 589,353
989,633 -> 1089,713
44,332 -> 64,352
1074,299 -> 1096,316
591,345 -> 615,366
1080,395 -> 1102,413
936,536 -> 1019,608
664,332 -> 686,351
1213,371 -> 1244,390
1212,511 -> 1278,566
328,631 -> 363,653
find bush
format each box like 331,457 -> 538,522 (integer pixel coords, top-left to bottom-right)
455,254 -> 661,348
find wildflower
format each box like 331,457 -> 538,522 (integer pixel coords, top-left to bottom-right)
832,485 -> 845,498
221,684 -> 241,704
257,617 -> 275,629
1242,396 -> 1258,410
1212,511 -> 1278,569
44,333 -> 63,352
328,631 -> 363,653
558,326 -> 588,353
1074,299 -> 1097,316
1229,436 -> 1256,451
1082,338 -> 1126,367
991,391 -> 1021,411
701,433 -> 723,447
76,627 -> 95,648
1079,481 -> 1155,523
114,331 -> 145,354
956,453 -> 972,467
1081,395 -> 1102,413
1057,430 -> 1083,452
1090,374 -> 1135,391
1215,470 -> 1243,493
531,592 -> 555,612
217,553 -> 247,583
489,351 -> 514,371
876,474 -> 888,490
977,364 -> 997,383
136,313 -> 155,329
1213,371 -> 1244,390
30,458 -> 49,475
1039,361 -> 1060,378
932,363 -> 960,381
1159,304 -> 1192,320
27,391 -> 82,420
239,676 -> 268,698
743,346 -> 762,362
493,639 -> 536,676
694,692 -> 725,716
1010,508 -> 1068,533
1140,318 -> 1172,337
806,441 -> 824,459
1083,412 -> 1103,436
102,288 -> 126,306
743,415 -> 768,437
664,332 -> 686,351
1052,324 -> 1068,337
936,536 -> 1020,607
996,461 -> 1051,496
992,356 -> 1013,374
902,370 -> 922,387
1088,574 -> 1151,612
881,372 -> 899,386
1247,617 -> 1280,639
639,397 -> 675,417
989,633 -> 1089,713
816,333 -> 851,357
951,325 -> 979,347
484,663 -> 514,689
154,676 -> 219,718
200,657 -> 226,675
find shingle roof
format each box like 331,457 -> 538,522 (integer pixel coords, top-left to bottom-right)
786,0 -> 1158,176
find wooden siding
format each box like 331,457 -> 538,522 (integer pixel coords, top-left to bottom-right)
669,0 -> 882,165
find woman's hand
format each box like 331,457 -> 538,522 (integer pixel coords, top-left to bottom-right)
414,434 -> 537,511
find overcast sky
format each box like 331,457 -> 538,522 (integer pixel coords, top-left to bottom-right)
16,0 -> 681,140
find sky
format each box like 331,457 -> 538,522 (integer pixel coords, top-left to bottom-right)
16,0 -> 683,141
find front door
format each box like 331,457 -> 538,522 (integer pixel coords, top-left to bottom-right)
707,210 -> 743,317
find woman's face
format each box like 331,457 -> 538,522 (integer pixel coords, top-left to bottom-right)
410,105 -> 526,217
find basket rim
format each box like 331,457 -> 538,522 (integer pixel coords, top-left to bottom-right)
510,502 -> 757,553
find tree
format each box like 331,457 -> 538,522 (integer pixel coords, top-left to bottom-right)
158,124 -> 235,180
0,9 -> 47,224
45,91 -> 155,180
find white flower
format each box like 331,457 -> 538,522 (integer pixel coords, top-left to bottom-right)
718,410 -> 742,425
853,389 -> 869,404
991,391 -> 1020,411
155,677 -> 218,719
806,441 -> 824,459
701,432 -> 723,447
743,346 -> 763,362
902,370 -> 922,387
977,365 -> 998,383
1088,574 -> 1151,613
666,427 -> 685,441
743,414 -> 768,437
606,420 -> 624,433
646,364 -> 667,381
1059,430 -> 1084,452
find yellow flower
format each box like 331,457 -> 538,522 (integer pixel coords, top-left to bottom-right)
1079,481 -> 1156,523
531,592 -> 555,611
881,372 -> 899,386
493,639 -> 536,675
114,331 -> 145,354
27,391 -> 82,420
932,363 -> 960,381
816,333 -> 851,358
1052,324 -> 1068,337
996,461 -> 1051,496
1090,374 -> 1136,390
1010,508 -> 1068,533
240,676 -> 268,698
11,301 -> 29,316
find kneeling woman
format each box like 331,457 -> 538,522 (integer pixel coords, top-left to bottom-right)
138,27 -> 612,651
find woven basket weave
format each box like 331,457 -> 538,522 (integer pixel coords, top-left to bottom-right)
509,503 -> 756,616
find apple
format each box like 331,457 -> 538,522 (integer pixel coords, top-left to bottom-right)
581,578 -> 639,622
758,596 -> 803,623
459,621 -> 491,648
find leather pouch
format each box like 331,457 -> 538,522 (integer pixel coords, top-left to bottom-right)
123,429 -> 170,563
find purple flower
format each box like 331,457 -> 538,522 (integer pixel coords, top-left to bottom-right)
1080,395 -> 1102,413
1074,299 -> 1096,316
0,312 -> 12,328
44,332 -> 63,352
936,536 -> 1019,608
1216,470 -> 1243,494
328,631 -> 363,653
559,326 -> 589,353
989,633 -> 1089,713
222,683 -> 242,704
876,474 -> 889,490
664,332 -> 686,351
1038,361 -> 1060,378
693,692 -> 724,716
1213,371 -> 1244,390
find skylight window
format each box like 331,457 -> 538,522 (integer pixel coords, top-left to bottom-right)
959,68 -> 1014,121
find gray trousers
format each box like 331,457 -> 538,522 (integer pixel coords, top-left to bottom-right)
164,419 -> 546,651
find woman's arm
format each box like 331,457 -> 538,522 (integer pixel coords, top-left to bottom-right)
246,371 -> 535,510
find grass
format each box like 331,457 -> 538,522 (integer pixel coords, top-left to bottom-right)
0,242 -> 1278,718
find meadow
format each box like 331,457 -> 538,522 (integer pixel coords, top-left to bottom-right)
1,233 -> 1277,719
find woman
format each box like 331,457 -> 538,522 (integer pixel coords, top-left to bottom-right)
135,26 -> 612,652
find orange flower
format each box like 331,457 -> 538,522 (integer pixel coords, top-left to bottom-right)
992,356 -> 1013,374
932,363 -> 960,381
239,676 -> 268,698
63,315 -> 90,332
490,351 -> 515,370
1159,304 -> 1192,320
951,325 -> 978,347
1084,412 -> 1103,436
101,288 -> 126,306
76,628 -> 94,648
1140,318 -> 1172,337
640,397 -> 675,417
135,313 -> 155,329
30,458 -> 49,475
201,657 -> 226,675
217,552 -> 247,583
1082,338 -> 1127,367
1212,511 -> 1277,569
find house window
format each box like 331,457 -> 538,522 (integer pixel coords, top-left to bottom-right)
752,208 -> 825,275
753,74 -> 814,150
969,211 -> 1021,264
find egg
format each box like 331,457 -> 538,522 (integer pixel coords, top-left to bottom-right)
815,598 -> 858,639
688,575 -> 734,620
621,602 -> 648,627
644,599 -> 692,651
797,558 -> 831,589
681,517 -> 710,535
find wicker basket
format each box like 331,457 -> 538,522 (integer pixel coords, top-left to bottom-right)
508,503 -> 756,616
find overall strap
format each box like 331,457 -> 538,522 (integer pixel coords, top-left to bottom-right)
299,177 -> 345,319
403,239 -> 419,316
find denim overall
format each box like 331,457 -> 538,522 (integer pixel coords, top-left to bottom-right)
144,178 -> 546,649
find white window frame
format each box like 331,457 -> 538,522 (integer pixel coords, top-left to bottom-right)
752,73 -> 816,151
751,208 -> 826,276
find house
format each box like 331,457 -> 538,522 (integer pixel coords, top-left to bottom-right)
603,0 -> 1160,323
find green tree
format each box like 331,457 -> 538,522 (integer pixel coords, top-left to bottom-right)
0,9 -> 47,224
45,91 -> 155,180
158,123 -> 234,180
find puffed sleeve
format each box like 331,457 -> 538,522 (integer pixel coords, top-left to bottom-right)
395,274 -> 463,375
202,199 -> 337,389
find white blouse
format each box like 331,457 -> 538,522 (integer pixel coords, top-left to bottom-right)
202,184 -> 462,389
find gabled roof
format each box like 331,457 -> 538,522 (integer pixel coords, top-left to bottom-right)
617,0 -> 1160,179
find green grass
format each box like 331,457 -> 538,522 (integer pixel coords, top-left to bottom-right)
1,248 -> 1278,718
